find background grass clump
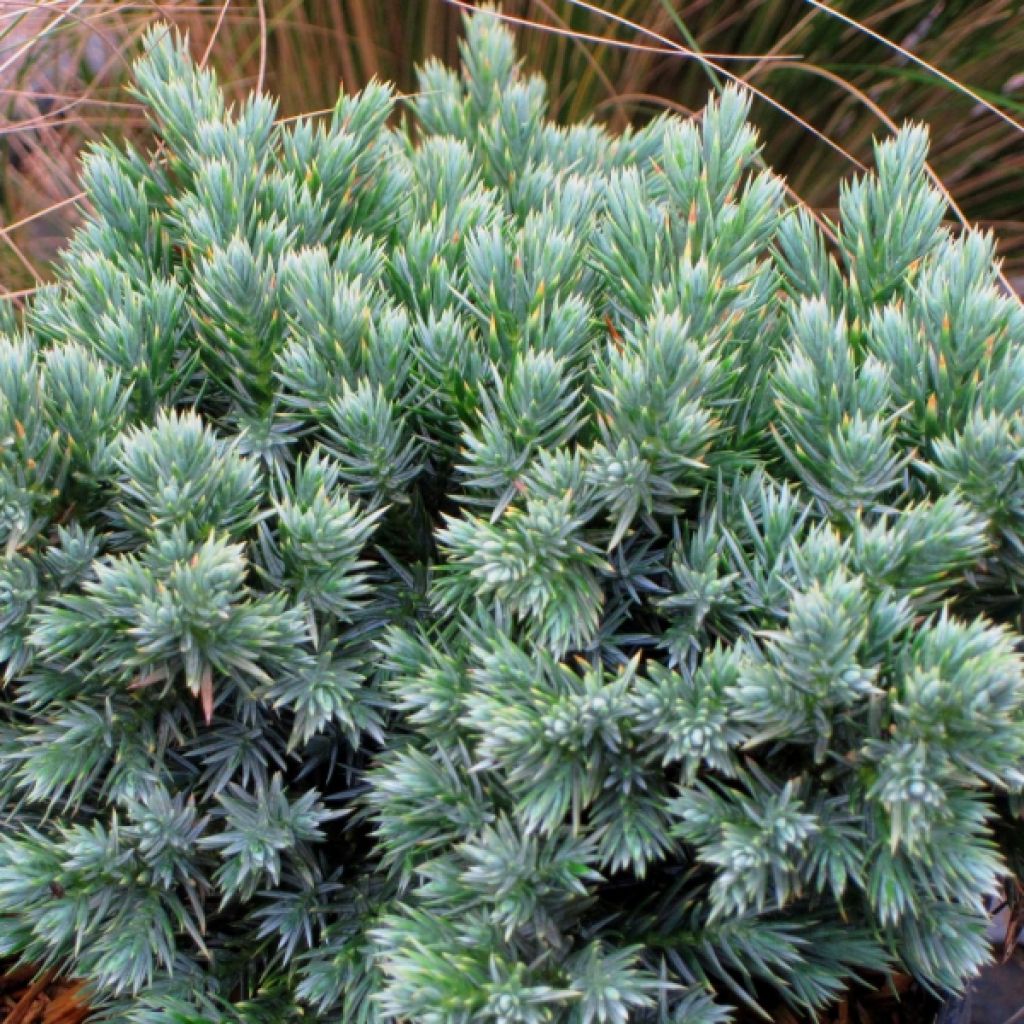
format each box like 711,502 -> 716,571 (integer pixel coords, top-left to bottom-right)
1,1 -> 1022,296
1,6 -> 1024,1023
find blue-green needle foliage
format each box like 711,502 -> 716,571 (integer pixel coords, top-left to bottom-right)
0,7 -> 1023,1022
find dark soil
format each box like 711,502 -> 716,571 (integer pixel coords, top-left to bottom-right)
745,972 -> 939,1024
945,947 -> 1024,1024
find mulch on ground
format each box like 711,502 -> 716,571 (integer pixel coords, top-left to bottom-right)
0,964 -> 91,1024
0,962 -> 944,1024
5,957 -> 1023,1023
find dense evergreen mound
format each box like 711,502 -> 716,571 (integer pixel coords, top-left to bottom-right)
1,9 -> 1023,1022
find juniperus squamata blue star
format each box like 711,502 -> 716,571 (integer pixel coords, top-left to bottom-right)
1,8 -> 1023,1022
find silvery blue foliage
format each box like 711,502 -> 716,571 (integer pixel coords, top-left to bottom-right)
0,7 -> 1023,1022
